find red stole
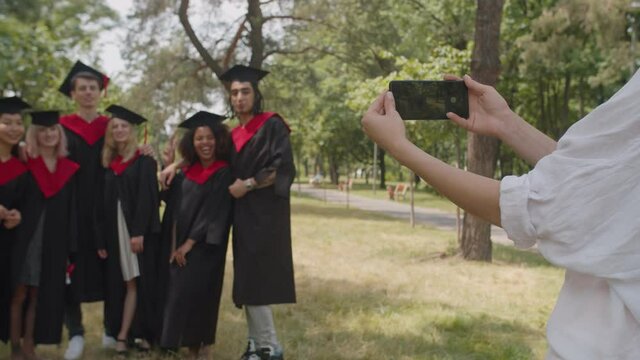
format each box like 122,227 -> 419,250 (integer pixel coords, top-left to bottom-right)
27,157 -> 79,198
60,114 -> 109,145
109,151 -> 141,176
231,112 -> 290,152
0,157 -> 27,186
183,160 -> 229,185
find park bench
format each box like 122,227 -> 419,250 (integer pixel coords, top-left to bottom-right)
338,178 -> 353,191
393,183 -> 408,201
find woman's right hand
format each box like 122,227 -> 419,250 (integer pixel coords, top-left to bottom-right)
444,74 -> 514,140
3,209 -> 21,229
97,249 -> 108,259
169,239 -> 195,267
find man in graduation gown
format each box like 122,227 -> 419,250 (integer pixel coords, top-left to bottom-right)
57,61 -> 113,360
223,65 -> 296,360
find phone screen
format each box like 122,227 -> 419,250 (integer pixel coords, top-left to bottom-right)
389,80 -> 468,120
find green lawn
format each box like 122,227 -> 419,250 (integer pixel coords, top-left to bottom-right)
1,195 -> 562,359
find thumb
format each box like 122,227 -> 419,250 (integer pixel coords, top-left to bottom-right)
463,74 -> 487,93
383,91 -> 396,114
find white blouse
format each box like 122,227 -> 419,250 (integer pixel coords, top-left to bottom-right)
500,70 -> 640,359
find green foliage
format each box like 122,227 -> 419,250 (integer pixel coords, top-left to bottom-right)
0,0 -> 117,112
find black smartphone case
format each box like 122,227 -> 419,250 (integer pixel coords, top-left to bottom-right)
389,80 -> 469,120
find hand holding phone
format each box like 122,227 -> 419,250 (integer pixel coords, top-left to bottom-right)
389,80 -> 469,120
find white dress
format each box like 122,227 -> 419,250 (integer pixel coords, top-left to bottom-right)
117,200 -> 140,281
500,69 -> 640,359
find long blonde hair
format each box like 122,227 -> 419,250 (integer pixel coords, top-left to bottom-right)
26,124 -> 68,158
102,119 -> 139,168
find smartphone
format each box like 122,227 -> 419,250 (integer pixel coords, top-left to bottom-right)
389,80 -> 469,120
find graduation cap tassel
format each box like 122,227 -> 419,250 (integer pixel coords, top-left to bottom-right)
144,124 -> 148,145
103,75 -> 110,97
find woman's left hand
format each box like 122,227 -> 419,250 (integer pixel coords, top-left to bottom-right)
131,236 -> 144,253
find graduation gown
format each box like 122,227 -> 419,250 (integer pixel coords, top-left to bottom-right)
160,162 -> 233,348
0,157 -> 28,343
230,113 -> 296,306
97,154 -> 160,341
12,156 -> 78,344
61,113 -> 109,302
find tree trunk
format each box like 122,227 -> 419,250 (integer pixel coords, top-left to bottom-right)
378,149 -> 386,189
328,155 -> 339,185
460,0 -> 504,262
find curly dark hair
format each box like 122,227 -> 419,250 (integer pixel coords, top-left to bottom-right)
178,121 -> 231,165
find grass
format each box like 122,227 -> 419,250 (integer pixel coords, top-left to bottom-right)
1,195 -> 562,359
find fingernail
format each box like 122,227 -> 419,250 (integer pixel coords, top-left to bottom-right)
386,92 -> 394,99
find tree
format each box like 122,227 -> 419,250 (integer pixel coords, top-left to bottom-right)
459,0 -> 505,262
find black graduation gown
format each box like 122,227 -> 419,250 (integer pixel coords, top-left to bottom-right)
160,165 -> 233,348
96,155 -> 160,342
61,114 -> 109,302
230,114 -> 296,306
0,157 -> 28,343
12,157 -> 78,344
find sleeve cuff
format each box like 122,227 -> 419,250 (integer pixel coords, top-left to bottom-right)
500,175 -> 538,249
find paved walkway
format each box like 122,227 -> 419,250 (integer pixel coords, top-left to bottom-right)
293,183 -> 512,246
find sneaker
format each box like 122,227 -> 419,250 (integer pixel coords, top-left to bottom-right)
102,333 -> 117,349
259,346 -> 284,360
64,335 -> 85,360
240,339 -> 261,360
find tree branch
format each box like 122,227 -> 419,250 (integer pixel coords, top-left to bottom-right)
263,15 -> 315,23
263,46 -> 316,60
178,0 -> 223,77
223,17 -> 248,70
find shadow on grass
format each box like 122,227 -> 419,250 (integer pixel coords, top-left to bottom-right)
285,276 -> 542,360
492,243 -> 553,268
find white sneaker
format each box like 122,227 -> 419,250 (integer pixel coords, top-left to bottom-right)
64,335 -> 85,360
102,333 -> 117,349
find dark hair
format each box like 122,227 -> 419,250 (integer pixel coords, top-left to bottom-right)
178,122 -> 231,165
71,71 -> 103,91
228,81 -> 264,117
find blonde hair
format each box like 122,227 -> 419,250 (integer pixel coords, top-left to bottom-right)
102,118 -> 139,168
26,124 -> 68,158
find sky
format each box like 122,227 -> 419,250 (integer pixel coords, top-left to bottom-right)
100,0 -> 134,78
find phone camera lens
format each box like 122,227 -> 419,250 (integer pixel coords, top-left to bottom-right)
450,96 -> 457,103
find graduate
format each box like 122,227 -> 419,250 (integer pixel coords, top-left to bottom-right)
57,60 -> 112,360
0,97 -> 31,354
11,111 -> 78,360
159,111 -> 233,359
97,105 -> 160,354
222,65 -> 296,360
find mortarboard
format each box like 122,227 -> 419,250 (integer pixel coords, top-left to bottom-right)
58,60 -> 110,98
0,96 -> 31,114
219,65 -> 269,83
178,111 -> 227,130
106,105 -> 147,125
30,111 -> 60,127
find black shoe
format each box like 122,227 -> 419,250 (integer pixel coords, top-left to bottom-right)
240,339 -> 260,360
259,346 -> 284,360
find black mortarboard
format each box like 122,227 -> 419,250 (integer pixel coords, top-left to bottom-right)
178,111 -> 226,130
219,65 -> 269,83
30,111 -> 60,127
0,96 -> 31,114
106,105 -> 147,125
58,60 -> 110,98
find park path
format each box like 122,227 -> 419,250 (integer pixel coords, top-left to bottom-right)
293,183 -> 512,246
